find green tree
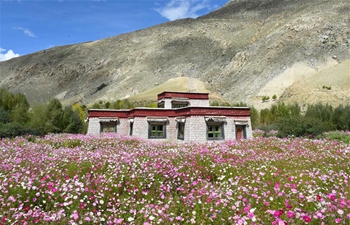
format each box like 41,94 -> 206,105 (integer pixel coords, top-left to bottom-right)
250,106 -> 259,129
0,108 -> 10,124
305,103 -> 333,123
62,107 -> 83,133
333,105 -> 350,131
91,102 -> 101,109
260,108 -> 272,125
277,116 -> 333,138
30,104 -> 51,134
47,98 -> 64,132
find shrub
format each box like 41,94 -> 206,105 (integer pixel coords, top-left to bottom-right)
262,96 -> 270,102
277,116 -> 335,138
0,122 -> 41,139
332,105 -> 350,131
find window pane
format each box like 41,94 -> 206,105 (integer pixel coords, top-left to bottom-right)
101,122 -> 116,133
149,124 -> 166,138
207,124 -> 223,140
178,123 -> 185,140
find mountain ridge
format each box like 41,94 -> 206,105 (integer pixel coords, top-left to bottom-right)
1,0 -> 349,109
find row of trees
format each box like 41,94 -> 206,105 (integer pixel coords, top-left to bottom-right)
257,102 -> 350,137
0,89 -> 86,138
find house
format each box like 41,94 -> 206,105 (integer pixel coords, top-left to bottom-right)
87,91 -> 252,142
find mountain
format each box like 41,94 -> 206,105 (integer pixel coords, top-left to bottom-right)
0,0 -> 349,109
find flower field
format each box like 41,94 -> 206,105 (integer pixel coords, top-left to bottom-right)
0,134 -> 349,225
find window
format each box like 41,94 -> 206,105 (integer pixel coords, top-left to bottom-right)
129,122 -> 133,136
171,101 -> 189,108
149,123 -> 166,139
100,122 -> 116,133
207,123 -> 224,140
177,122 -> 185,140
158,101 -> 165,108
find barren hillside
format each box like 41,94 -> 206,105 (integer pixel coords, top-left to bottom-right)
0,0 -> 349,109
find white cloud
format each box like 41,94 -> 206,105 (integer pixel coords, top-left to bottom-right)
12,26 -> 36,37
155,0 -> 211,21
0,48 -> 20,62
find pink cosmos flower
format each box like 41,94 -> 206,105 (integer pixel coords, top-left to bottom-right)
114,218 -> 123,224
273,209 -> 283,217
303,215 -> 311,223
275,182 -> 280,190
176,216 -> 183,221
248,212 -> 254,218
72,210 -> 79,221
287,210 -> 294,218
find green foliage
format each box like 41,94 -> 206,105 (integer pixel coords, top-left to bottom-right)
0,108 -> 11,124
260,108 -> 272,125
0,89 -> 86,138
29,104 -> 52,134
231,102 -> 247,107
0,122 -> 41,139
262,96 -> 270,102
256,102 -> 350,138
62,106 -> 83,133
277,116 -> 334,138
47,98 -> 64,132
305,103 -> 333,122
29,99 -> 85,136
332,105 -> 350,131
272,94 -> 277,101
249,106 -> 259,130
11,105 -> 30,125
322,85 -> 331,90
0,88 -> 30,125
145,102 -> 158,108
91,99 -> 135,109
322,131 -> 350,144
210,101 -> 219,106
91,102 -> 100,109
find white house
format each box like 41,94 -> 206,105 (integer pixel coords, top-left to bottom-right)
87,91 -> 252,142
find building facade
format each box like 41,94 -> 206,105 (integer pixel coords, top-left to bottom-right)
87,92 -> 252,142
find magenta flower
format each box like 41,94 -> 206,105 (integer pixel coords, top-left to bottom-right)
273,209 -> 284,217
303,215 -> 311,223
287,210 -> 294,218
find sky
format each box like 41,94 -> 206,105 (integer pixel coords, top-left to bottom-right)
0,0 -> 229,61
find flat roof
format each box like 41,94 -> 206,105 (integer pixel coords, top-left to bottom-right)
157,91 -> 209,100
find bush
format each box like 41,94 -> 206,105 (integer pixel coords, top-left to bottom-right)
0,108 -> 10,124
0,122 -> 41,139
333,105 -> 350,131
277,116 -> 335,138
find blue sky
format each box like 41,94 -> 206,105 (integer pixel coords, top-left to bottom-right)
0,0 -> 229,61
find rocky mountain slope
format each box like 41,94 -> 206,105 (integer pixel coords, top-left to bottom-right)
0,0 -> 349,109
